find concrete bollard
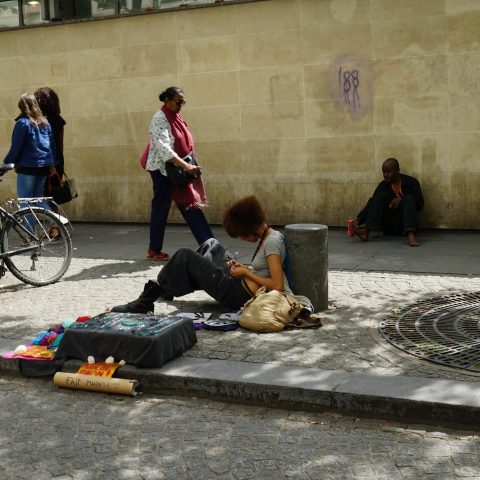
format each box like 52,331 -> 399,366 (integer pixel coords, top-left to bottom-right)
284,224 -> 328,312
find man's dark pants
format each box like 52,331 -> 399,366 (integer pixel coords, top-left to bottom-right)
358,192 -> 418,235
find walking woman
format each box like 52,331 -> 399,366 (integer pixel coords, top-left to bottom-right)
146,86 -> 214,261
111,196 -> 312,315
3,93 -> 56,203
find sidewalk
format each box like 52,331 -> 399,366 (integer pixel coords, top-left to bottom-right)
1,223 -> 480,425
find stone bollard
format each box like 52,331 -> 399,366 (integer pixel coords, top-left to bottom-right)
284,224 -> 328,312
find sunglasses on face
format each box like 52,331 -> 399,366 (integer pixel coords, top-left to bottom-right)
173,99 -> 186,106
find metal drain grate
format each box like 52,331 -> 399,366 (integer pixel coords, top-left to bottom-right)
379,292 -> 480,372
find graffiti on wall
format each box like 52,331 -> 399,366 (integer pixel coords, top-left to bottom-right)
327,53 -> 373,120
339,67 -> 361,112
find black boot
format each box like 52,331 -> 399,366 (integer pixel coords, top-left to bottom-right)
111,280 -> 163,314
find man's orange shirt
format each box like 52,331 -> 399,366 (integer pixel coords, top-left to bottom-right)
391,181 -> 403,198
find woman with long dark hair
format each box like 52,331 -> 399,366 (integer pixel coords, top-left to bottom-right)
34,87 -> 66,178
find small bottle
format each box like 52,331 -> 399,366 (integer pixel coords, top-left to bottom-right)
347,218 -> 355,237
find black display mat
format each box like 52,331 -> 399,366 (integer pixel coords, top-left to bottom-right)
55,312 -> 197,368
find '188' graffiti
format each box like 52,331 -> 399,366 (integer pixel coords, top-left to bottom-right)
339,67 -> 360,112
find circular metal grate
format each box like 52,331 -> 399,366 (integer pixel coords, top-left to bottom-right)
379,292 -> 480,372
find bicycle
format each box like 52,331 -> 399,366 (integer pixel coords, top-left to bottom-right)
0,163 -> 73,286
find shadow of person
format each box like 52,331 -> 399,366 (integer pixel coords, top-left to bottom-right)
63,260 -> 154,283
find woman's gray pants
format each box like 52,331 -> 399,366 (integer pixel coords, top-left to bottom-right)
156,238 -> 252,311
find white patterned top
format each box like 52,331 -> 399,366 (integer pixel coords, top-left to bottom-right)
146,110 -> 178,175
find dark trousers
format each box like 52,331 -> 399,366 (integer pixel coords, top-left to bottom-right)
149,170 -> 214,252
156,239 -> 252,311
357,192 -> 418,235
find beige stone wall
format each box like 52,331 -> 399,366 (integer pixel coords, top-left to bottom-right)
0,0 -> 479,228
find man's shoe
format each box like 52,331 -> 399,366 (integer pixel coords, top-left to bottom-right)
111,280 -> 163,314
147,249 -> 170,261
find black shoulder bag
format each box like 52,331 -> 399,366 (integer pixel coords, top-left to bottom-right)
165,152 -> 200,186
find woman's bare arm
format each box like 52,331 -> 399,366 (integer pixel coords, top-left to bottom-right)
229,254 -> 284,292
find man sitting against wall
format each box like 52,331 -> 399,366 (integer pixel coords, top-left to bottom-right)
355,157 -> 424,247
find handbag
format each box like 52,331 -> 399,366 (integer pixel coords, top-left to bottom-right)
239,287 -> 305,333
47,172 -> 78,205
165,152 -> 200,186
139,140 -> 150,169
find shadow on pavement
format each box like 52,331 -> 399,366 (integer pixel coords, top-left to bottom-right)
63,259 -> 157,283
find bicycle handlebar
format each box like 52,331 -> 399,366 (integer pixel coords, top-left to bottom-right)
0,164 -> 14,176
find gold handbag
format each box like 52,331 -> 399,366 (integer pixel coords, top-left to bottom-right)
239,287 -> 304,333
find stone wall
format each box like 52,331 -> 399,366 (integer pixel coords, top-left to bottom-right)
0,0 -> 479,228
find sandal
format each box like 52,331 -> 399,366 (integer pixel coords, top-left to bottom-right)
290,315 -> 323,329
354,225 -> 369,242
48,226 -> 61,239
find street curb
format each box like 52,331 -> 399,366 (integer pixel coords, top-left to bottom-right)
3,355 -> 480,427
14,355 -> 480,427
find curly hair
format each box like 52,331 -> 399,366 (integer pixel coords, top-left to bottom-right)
222,196 -> 266,238
34,87 -> 61,117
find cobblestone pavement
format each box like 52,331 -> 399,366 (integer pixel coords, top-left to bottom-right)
1,253 -> 480,382
1,374 -> 479,480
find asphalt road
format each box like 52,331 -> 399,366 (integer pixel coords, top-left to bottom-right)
1,373 -> 479,480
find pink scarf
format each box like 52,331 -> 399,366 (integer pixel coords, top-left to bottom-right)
162,106 -> 208,210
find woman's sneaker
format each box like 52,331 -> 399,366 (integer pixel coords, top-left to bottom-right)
147,249 -> 169,261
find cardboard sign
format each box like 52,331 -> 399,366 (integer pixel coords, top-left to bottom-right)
54,373 -> 138,396
77,362 -> 120,378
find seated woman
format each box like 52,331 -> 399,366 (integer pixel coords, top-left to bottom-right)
111,195 -> 311,314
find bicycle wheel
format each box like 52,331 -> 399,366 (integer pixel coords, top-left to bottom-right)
0,207 -> 72,286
